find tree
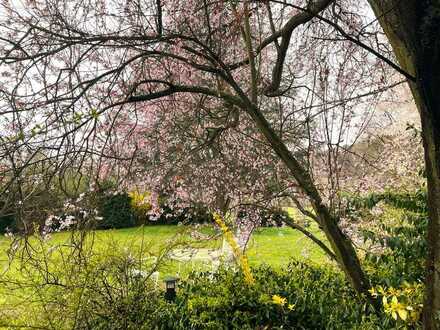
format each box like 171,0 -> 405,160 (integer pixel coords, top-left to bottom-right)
0,0 -> 412,309
366,2 -> 440,328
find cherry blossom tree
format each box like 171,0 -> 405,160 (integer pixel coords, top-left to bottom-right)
0,0 -> 413,307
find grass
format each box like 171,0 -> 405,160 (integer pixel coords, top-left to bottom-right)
89,223 -> 330,267
0,222 -> 330,276
0,206 -> 331,302
0,222 -> 332,329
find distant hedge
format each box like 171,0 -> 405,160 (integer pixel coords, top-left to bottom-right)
94,191 -> 212,229
97,192 -> 136,229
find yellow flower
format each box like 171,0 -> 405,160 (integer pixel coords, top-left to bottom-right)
368,287 -> 377,297
272,295 -> 287,306
383,295 -> 409,321
213,212 -> 255,285
288,304 -> 295,311
129,190 -> 151,214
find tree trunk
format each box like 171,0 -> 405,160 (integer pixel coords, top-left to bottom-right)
368,1 -> 440,328
244,102 -> 375,304
421,108 -> 440,329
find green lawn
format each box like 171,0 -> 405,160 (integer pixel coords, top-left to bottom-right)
0,223 -> 333,328
0,223 -> 330,277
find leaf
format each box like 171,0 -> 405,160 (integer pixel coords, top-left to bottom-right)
398,308 -> 408,321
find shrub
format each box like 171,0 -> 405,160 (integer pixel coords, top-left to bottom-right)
67,261 -> 385,329
74,263 -> 164,330
3,232 -> 396,330
154,204 -> 213,226
129,190 -> 152,223
343,189 -> 427,327
162,262 -> 381,329
259,209 -> 288,227
347,189 -> 428,286
97,192 -> 136,229
0,198 -> 15,233
0,212 -> 15,234
235,208 -> 288,228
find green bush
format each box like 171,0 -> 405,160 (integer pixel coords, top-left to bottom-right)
164,262 -> 380,330
363,207 -> 427,287
97,192 -> 136,229
73,261 -> 383,329
0,212 -> 15,234
153,204 -> 213,226
86,188 -> 212,229
346,189 -> 427,287
75,271 -> 165,330
6,235 -> 396,330
236,208 -> 288,227
345,188 -> 427,214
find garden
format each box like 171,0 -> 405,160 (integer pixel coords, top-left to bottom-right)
0,187 -> 427,329
0,0 -> 439,329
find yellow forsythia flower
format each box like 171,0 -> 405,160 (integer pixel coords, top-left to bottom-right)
129,190 -> 151,214
213,212 -> 255,285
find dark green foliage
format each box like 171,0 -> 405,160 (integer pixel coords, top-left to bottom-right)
77,261 -> 382,330
152,204 -> 213,226
364,210 -> 427,287
0,211 -> 15,233
260,209 -> 289,227
167,262 -> 377,330
347,189 -> 427,287
236,208 -> 288,227
97,192 -> 136,229
346,188 -> 427,214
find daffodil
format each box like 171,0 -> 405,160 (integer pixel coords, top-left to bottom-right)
272,294 -> 287,306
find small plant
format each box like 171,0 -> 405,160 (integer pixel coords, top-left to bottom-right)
369,282 -> 423,326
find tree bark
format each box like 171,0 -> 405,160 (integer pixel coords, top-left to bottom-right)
422,108 -> 440,329
368,1 -> 440,328
243,101 -> 375,303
